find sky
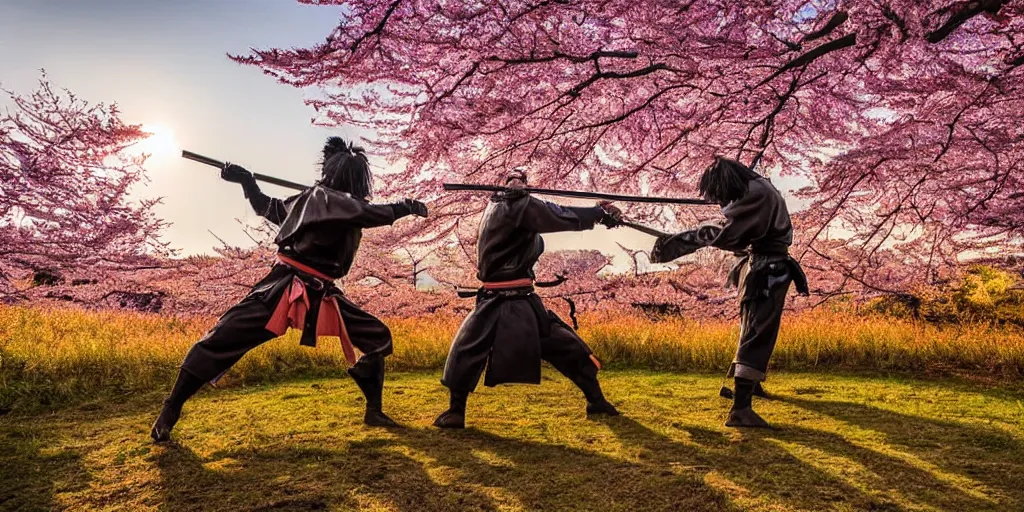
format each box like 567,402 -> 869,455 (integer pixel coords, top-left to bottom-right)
1,0 -> 344,255
0,0 -> 802,270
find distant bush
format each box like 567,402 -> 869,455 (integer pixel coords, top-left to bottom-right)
865,266 -> 1024,327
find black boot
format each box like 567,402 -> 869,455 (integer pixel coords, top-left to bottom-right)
719,381 -> 770,400
725,378 -> 771,429
433,390 -> 468,429
753,381 -> 770,399
569,369 -> 619,416
347,355 -> 397,427
151,369 -> 205,443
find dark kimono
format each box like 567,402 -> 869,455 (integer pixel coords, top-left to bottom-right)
180,185 -> 410,382
440,191 -> 606,392
653,177 -> 808,382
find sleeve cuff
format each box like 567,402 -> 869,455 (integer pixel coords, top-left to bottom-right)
241,178 -> 262,199
389,201 -> 412,219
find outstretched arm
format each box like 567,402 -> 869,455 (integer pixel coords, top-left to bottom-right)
222,164 -> 288,225
652,180 -> 772,262
650,223 -> 723,263
244,185 -> 288,226
296,188 -> 428,229
519,197 -> 617,234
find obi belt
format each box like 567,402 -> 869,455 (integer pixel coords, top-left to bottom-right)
727,252 -> 810,302
266,254 -> 358,366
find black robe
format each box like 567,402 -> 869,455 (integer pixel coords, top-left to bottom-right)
440,192 -> 606,392
180,185 -> 410,382
652,177 -> 808,381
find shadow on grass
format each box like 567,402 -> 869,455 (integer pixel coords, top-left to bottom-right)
777,395 -> 1024,508
602,416 -> 908,511
0,402 -> 148,512
598,396 -> 1023,511
0,426 -> 88,511
4,377 -> 1022,511
154,425 -> 739,512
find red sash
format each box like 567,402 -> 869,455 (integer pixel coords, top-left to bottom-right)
265,254 -> 357,366
481,278 -> 535,290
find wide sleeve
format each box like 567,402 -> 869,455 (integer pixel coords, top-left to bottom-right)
709,181 -> 771,252
242,182 -> 288,226
650,223 -> 723,263
519,197 -> 605,234
275,187 -> 400,242
315,190 -> 400,228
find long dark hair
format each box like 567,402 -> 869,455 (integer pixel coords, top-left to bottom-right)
698,157 -> 760,205
319,136 -> 372,200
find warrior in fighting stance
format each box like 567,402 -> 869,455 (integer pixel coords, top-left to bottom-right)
433,170 -> 622,429
151,137 -> 428,442
652,157 -> 808,429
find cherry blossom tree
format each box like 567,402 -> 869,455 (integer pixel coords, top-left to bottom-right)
0,75 -> 167,300
233,0 -> 1023,299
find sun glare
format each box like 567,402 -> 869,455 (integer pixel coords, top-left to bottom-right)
131,124 -> 179,160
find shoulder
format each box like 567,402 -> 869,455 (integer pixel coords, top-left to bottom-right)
745,178 -> 774,196
491,189 -> 529,203
742,178 -> 783,204
722,178 -> 772,214
489,191 -> 532,209
312,185 -> 363,205
284,185 -> 364,212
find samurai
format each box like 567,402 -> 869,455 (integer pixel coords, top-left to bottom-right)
151,137 -> 428,442
651,157 -> 808,428
434,170 -> 622,429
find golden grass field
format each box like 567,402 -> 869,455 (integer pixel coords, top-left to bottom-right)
3,305 -> 1024,511
2,304 -> 1023,409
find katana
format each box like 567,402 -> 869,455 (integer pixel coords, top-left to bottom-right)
181,150 -> 308,191
442,183 -> 714,205
179,155 -> 687,238
619,219 -> 672,238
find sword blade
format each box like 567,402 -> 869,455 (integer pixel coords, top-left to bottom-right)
620,220 -> 672,238
442,183 -> 713,205
250,173 -> 307,192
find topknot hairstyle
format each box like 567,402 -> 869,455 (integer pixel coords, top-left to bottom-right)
322,136 -> 352,160
319,137 -> 372,200
505,167 -> 528,185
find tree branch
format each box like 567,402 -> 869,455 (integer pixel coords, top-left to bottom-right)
351,0 -> 402,53
802,11 -> 850,43
757,33 -> 856,87
925,0 -> 1005,43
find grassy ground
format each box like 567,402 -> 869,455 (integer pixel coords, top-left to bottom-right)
2,370 -> 1022,511
3,305 -> 1024,410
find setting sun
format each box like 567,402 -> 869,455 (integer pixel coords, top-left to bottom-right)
2,2 -> 1020,510
131,124 -> 178,160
